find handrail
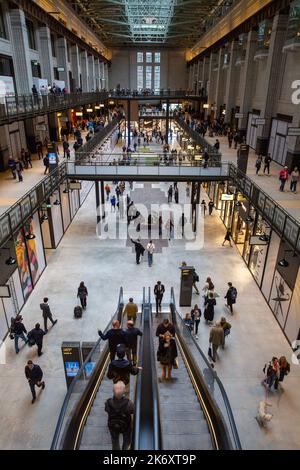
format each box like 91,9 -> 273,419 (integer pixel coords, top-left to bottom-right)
133,287 -> 162,450
108,89 -> 207,99
50,287 -> 124,450
170,287 -> 242,450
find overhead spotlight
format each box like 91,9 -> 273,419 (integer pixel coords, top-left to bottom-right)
258,234 -> 269,242
41,213 -> 48,221
5,256 -> 16,266
25,233 -> 36,240
63,188 -> 69,194
278,258 -> 289,268
53,199 -> 61,205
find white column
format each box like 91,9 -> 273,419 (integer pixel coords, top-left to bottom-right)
9,8 -> 32,94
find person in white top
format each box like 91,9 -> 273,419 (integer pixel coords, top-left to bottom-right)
147,240 -> 155,267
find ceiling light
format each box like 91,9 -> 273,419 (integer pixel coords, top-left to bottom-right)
25,233 -> 36,240
258,234 -> 269,242
53,199 -> 61,205
41,214 -> 48,221
278,258 -> 289,268
63,188 -> 69,194
5,256 -> 16,265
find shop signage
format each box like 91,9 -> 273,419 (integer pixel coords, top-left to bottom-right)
194,155 -> 202,161
35,124 -> 47,131
235,113 -> 244,118
287,127 -> 300,136
57,67 -> 65,72
255,118 -> 266,125
61,342 -> 82,388
69,182 -> 82,190
221,194 -> 234,201
0,285 -> 11,297
249,235 -> 269,245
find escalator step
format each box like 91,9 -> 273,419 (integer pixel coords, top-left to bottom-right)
87,414 -> 108,425
80,445 -> 112,450
160,410 -> 204,421
162,433 -> 213,450
81,426 -> 111,445
162,419 -> 209,434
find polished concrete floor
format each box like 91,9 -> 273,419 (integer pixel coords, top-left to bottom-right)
0,175 -> 299,450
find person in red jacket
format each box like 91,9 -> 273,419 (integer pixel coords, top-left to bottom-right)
279,166 -> 289,191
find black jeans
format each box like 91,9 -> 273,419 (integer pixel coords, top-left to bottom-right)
43,315 -> 55,331
110,426 -> 131,450
155,295 -> 163,313
290,181 -> 298,192
79,296 -> 87,308
194,319 -> 200,335
263,164 -> 270,174
227,302 -> 233,313
136,252 -> 141,264
37,342 -> 43,356
29,380 -> 43,399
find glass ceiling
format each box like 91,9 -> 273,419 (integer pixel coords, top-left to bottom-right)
124,0 -> 176,42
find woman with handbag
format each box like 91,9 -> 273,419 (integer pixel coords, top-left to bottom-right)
202,277 -> 214,300
220,316 -> 231,348
157,331 -> 178,381
191,304 -> 201,339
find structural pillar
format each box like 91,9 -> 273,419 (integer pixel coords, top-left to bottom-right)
38,26 -> 54,86
80,50 -> 89,92
70,45 -> 80,91
214,48 -> 224,118
94,58 -> 100,90
56,37 -> 70,90
88,55 -> 96,91
100,181 -> 105,219
224,40 -> 240,123
165,99 -> 170,144
95,181 -> 101,225
9,8 -> 32,94
127,99 -> 131,146
238,30 -> 257,133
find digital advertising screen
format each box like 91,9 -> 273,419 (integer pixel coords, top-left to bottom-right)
65,361 -> 80,377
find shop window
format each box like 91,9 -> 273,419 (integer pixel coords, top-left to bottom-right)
137,65 -> 143,90
145,65 -> 152,89
53,67 -> 59,80
0,4 -> 7,39
0,54 -> 14,76
31,60 -> 41,78
154,65 -> 160,91
26,19 -> 36,50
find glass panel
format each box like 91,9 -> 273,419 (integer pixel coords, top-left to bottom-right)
137,52 -> 143,63
0,213 -> 11,246
146,52 -> 152,63
263,197 -> 275,222
285,0 -> 300,43
15,229 -> 33,300
146,65 -> 152,89
137,65 -> 143,90
284,218 -> 299,248
0,5 -> 7,39
154,65 -> 160,91
154,52 -> 161,63
273,207 -> 286,233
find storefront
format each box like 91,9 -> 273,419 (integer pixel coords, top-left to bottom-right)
246,112 -> 260,150
267,117 -> 293,166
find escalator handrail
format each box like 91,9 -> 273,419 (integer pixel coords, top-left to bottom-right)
50,287 -> 124,450
133,288 -> 162,450
170,287 -> 242,450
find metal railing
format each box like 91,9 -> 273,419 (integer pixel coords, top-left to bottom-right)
108,89 -> 207,99
0,92 -> 109,123
51,287 -> 124,450
170,288 -> 242,450
174,115 -> 221,156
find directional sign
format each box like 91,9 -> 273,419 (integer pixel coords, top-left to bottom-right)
221,194 -> 234,201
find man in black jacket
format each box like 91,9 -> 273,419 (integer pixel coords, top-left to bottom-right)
130,238 -> 145,264
105,381 -> 134,450
28,323 -> 46,356
40,297 -> 57,333
13,315 -> 28,354
25,360 -> 45,403
107,346 -> 141,395
224,282 -> 237,314
98,320 -> 127,361
125,321 -> 143,366
156,318 -> 175,346
154,281 -> 165,315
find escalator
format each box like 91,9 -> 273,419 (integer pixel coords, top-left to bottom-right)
51,288 -> 134,449
151,288 -> 241,450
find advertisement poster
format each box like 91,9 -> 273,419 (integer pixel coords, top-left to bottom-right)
24,218 -> 39,285
15,229 -> 33,300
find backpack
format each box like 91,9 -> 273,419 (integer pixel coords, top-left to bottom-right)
231,287 -> 237,302
107,399 -> 131,433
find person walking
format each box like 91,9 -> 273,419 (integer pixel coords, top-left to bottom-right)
13,315 -> 28,353
263,154 -> 272,175
110,194 -> 116,212
222,229 -> 232,247
279,166 -> 289,191
209,321 -> 224,362
63,139 -> 69,158
105,381 -> 134,450
15,159 -> 23,182
157,331 -> 178,381
201,199 -> 207,216
25,360 -> 45,404
156,318 -> 175,343
220,316 -> 231,348
204,292 -> 216,324
125,320 -> 143,366
224,282 -> 237,314
104,183 -> 111,201
208,200 -> 214,215
191,304 -> 201,339
168,218 -> 174,241
77,281 -> 88,309
154,281 -> 165,315
98,320 -> 128,361
43,155 -> 49,174
255,155 -> 262,175
167,185 -> 173,203
28,323 -> 46,357
8,156 -> 17,179
107,345 -> 141,395
123,298 -> 138,323
228,132 -> 233,148
130,238 -> 145,264
36,140 -> 43,159
202,277 -> 215,299
39,297 -> 58,333
192,269 -> 200,295
146,240 -> 155,267
174,187 -> 179,204
263,357 -> 279,390
290,167 -> 300,193
214,139 -> 220,151
278,356 -> 290,384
